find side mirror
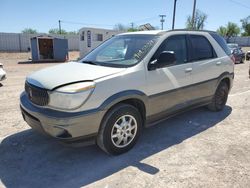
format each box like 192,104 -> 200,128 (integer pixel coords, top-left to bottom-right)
148,51 -> 176,71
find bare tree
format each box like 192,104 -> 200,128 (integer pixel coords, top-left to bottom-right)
113,23 -> 128,31
186,9 -> 207,30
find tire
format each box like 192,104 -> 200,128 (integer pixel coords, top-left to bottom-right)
97,103 -> 142,155
207,82 -> 229,112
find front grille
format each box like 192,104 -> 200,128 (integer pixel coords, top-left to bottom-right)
25,82 -> 49,106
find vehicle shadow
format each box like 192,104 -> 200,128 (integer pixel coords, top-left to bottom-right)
0,106 -> 232,188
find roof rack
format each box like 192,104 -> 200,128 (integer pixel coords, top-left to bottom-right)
166,29 -> 217,33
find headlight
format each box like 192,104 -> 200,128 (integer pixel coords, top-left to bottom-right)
48,82 -> 95,110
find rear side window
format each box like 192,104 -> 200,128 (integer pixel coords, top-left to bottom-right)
210,33 -> 231,55
189,35 -> 215,61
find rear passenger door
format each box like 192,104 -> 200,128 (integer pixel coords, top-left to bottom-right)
188,34 -> 220,100
146,35 -> 193,116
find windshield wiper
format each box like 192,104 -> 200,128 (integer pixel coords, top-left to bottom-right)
82,61 -> 99,65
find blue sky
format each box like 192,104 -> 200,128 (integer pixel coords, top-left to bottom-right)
0,0 -> 250,33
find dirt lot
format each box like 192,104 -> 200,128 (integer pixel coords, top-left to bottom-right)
0,51 -> 249,188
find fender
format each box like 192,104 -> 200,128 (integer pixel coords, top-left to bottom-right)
99,90 -> 149,111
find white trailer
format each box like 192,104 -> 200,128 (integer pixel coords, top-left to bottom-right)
79,27 -> 121,58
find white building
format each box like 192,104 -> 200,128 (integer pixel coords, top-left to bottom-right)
79,27 -> 121,58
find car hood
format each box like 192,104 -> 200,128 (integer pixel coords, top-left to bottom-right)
27,62 -> 125,90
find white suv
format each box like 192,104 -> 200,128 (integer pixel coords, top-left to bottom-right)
20,30 -> 234,155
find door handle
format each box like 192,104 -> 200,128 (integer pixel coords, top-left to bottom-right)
216,62 -> 222,66
185,68 -> 192,73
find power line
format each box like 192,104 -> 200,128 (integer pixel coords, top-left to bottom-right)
133,16 -> 159,24
228,0 -> 250,10
60,20 -> 114,27
61,17 -> 159,29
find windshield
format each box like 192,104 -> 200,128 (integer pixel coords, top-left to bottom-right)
81,35 -> 158,67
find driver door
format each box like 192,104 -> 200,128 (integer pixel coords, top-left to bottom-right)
146,35 -> 193,117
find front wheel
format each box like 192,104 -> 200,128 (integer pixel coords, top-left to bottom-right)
207,82 -> 229,112
97,104 -> 142,155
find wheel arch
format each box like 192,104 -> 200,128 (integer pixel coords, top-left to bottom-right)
99,90 -> 148,127
216,72 -> 234,91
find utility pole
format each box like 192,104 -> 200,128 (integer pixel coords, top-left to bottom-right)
159,15 -> 166,30
131,22 -> 134,30
58,20 -> 62,34
172,0 -> 177,30
191,0 -> 197,29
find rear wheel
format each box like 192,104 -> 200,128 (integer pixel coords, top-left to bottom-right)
97,104 -> 142,155
207,82 -> 229,112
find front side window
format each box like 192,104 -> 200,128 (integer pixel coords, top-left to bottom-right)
81,35 -> 158,68
151,35 -> 188,65
189,35 -> 215,61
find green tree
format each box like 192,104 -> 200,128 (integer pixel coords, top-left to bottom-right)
22,28 -> 38,34
48,28 -> 67,35
127,28 -> 139,32
217,26 -> 227,37
225,22 -> 240,37
186,9 -> 207,30
217,22 -> 240,42
240,16 -> 250,36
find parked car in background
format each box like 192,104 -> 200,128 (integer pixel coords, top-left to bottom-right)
20,30 -> 234,155
227,43 -> 245,55
0,63 -> 6,81
227,43 -> 240,50
246,51 -> 250,61
232,48 -> 245,64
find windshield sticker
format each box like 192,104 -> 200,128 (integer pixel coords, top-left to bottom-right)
134,40 -> 155,60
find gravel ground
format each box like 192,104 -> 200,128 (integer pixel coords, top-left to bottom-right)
0,51 -> 249,188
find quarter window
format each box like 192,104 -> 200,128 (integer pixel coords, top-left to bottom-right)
210,33 -> 231,55
189,35 -> 215,61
